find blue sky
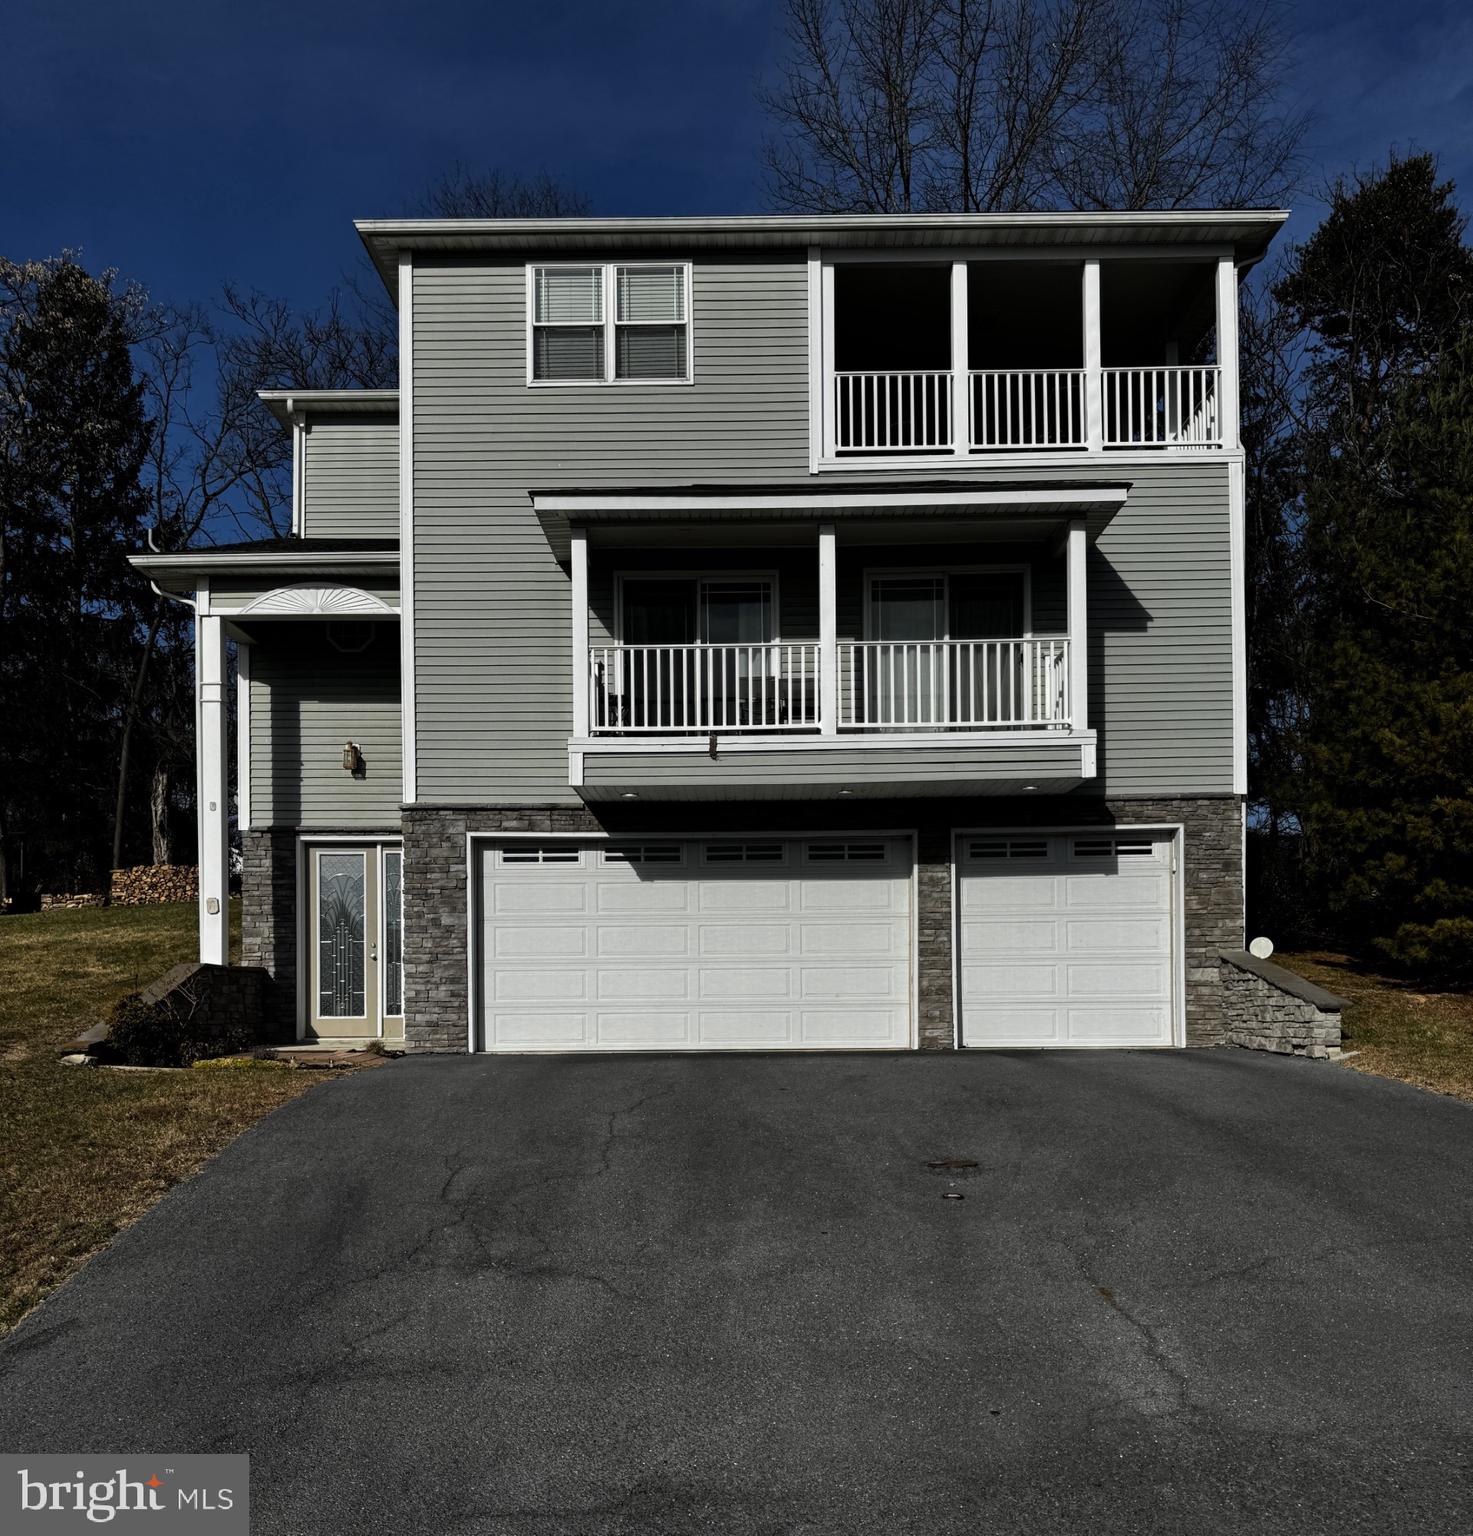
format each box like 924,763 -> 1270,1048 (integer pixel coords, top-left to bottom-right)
6,0 -> 1471,310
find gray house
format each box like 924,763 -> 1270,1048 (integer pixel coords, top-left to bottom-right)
136,208 -> 1286,1055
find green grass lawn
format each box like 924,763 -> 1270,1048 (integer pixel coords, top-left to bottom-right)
1277,951 -> 1473,1104
0,901 -> 315,1332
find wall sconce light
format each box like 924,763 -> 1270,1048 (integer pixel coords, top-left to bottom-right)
342,740 -> 364,776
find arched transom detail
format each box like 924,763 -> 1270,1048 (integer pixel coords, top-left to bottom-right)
239,584 -> 395,617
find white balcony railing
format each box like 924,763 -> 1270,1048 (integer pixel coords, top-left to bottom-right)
1103,365 -> 1221,447
827,364 -> 1223,453
840,639 -> 1070,729
589,643 -> 820,733
832,370 -> 953,453
970,369 -> 1086,450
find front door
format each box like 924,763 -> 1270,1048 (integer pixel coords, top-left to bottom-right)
307,844 -> 404,1042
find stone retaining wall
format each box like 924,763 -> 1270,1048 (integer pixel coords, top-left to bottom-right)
1220,951 -> 1346,1058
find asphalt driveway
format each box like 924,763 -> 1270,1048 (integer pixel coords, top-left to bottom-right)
1,1052 -> 1470,1534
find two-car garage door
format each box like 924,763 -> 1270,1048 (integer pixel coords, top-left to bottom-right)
475,829 -> 1179,1052
478,837 -> 914,1051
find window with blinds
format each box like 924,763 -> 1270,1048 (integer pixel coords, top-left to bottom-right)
530,263 -> 690,383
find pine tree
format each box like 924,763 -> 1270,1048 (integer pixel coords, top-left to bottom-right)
0,256 -> 151,900
1273,158 -> 1473,979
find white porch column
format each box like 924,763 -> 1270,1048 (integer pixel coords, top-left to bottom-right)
818,522 -> 838,735
950,260 -> 970,454
1066,519 -> 1088,733
570,528 -> 590,738
1215,255 -> 1240,451
195,604 -> 229,966
1083,260 -> 1103,452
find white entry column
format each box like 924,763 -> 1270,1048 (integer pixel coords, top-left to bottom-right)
1066,518 -> 1088,733
195,603 -> 229,966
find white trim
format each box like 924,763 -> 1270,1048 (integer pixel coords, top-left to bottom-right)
534,486 -> 1130,515
807,246 -> 823,474
820,260 -> 837,460
398,251 -> 417,804
236,584 -> 396,617
570,529 -> 590,739
1066,519 -> 1088,733
950,259 -> 969,456
818,524 -> 837,735
196,610 -> 228,967
380,844 -> 405,1027
571,728 -> 1094,754
465,828 -> 922,1055
818,241 -> 1241,266
1083,260 -> 1103,454
1216,256 -> 1241,453
1228,456 -> 1247,795
291,415 -> 306,537
525,261 -> 694,387
132,550 -> 398,571
950,822 -> 1187,1049
236,641 -> 251,835
813,447 -> 1243,475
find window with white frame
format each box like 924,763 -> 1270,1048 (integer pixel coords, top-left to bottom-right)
530,263 -> 691,384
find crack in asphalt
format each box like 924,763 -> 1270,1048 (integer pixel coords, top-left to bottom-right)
1075,1255 -> 1193,1423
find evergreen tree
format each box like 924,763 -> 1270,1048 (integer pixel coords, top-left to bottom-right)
1273,158 -> 1473,979
0,256 -> 151,900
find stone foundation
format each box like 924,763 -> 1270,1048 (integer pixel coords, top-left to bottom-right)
1220,951 -> 1346,1058
402,795 -> 1243,1054
240,828 -> 300,1040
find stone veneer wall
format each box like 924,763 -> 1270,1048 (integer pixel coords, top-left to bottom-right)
1220,952 -> 1346,1058
402,795 -> 1243,1054
239,828 -> 300,1041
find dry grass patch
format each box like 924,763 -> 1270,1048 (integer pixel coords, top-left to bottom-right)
0,902 -> 315,1332
1277,951 -> 1473,1104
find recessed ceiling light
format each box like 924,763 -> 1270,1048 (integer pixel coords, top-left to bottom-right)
620,792 -> 639,800
838,788 -> 854,796
1022,784 -> 1038,791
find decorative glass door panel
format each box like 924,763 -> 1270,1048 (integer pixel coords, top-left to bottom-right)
307,843 -> 401,1041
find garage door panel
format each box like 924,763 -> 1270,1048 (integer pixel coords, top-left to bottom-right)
699,967 -> 794,1000
800,964 -> 905,1001
493,970 -> 589,1003
964,963 -> 1061,997
596,882 -> 692,914
495,883 -> 586,914
699,923 -> 794,957
1067,1007 -> 1172,1043
959,833 -> 1177,1050
699,1010 -> 794,1045
490,1012 -> 591,1046
595,925 -> 689,958
494,925 -> 588,960
697,881 -> 791,913
1065,917 -> 1170,953
595,1012 -> 692,1045
966,1006 -> 1064,1045
596,968 -> 690,1002
479,838 -> 913,1052
960,919 -> 1061,955
800,921 -> 904,957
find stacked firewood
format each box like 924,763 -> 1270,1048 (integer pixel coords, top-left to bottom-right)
109,865 -> 200,906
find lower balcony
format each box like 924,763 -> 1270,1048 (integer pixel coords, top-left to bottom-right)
560,505 -> 1104,802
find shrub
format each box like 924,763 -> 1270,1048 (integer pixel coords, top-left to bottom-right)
106,982 -> 258,1068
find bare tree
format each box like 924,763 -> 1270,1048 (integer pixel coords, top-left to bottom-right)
420,166 -> 592,219
760,0 -> 1306,213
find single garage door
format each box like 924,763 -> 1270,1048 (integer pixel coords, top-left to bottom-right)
957,832 -> 1177,1048
478,837 -> 913,1051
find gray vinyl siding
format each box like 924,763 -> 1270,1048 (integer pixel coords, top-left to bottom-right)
301,418 -> 400,540
413,254 -> 810,803
410,251 -> 1233,804
579,742 -> 1086,800
247,624 -> 402,827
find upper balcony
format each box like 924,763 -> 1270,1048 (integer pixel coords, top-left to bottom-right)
816,255 -> 1236,467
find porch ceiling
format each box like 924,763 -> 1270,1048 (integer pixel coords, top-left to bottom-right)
533,481 -> 1129,559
